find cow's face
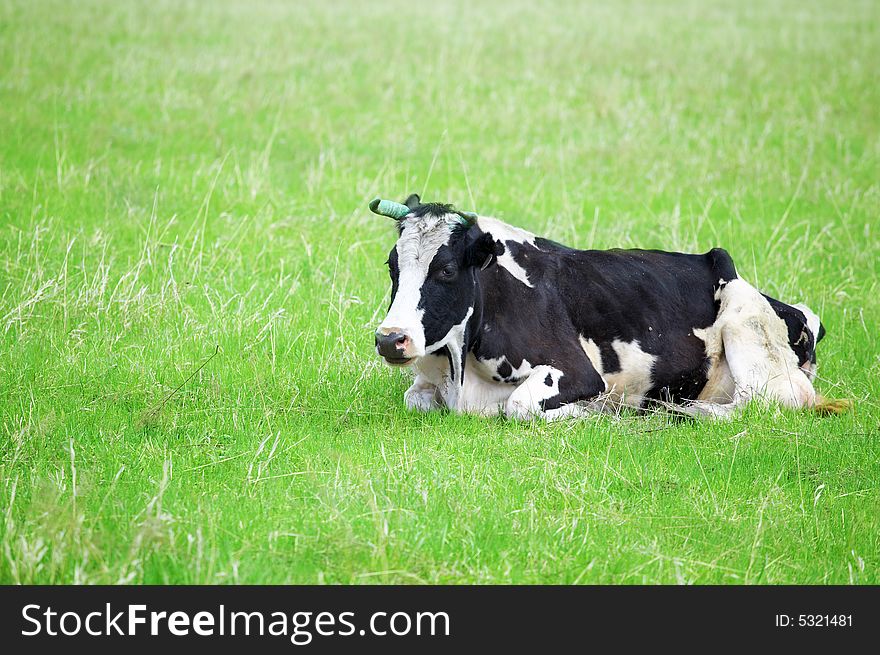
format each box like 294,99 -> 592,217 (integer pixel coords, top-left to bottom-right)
373,196 -> 500,366
793,302 -> 824,379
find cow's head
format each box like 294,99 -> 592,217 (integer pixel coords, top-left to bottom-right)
371,194 -> 502,366
792,302 -> 825,379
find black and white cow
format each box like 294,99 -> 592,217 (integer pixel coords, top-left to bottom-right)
371,194 -> 833,420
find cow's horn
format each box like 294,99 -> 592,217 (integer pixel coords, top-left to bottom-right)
369,198 -> 411,220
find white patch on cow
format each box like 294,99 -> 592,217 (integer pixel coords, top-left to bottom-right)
472,354 -> 537,382
378,214 -> 455,356
578,336 -> 611,393
579,335 -> 656,406
459,354 -> 517,415
693,326 -> 736,403
578,336 -> 604,376
468,354 -> 566,418
793,303 -> 821,342
409,352 -> 519,416
791,303 -> 820,378
693,279 -> 816,412
404,376 -> 441,411
411,352 -> 448,384
505,364 -> 564,420
472,355 -> 509,380
404,307 -> 474,411
405,354 -> 448,412
409,352 -> 613,420
476,215 -> 537,287
601,339 -> 657,408
476,215 -> 536,245
434,307 -> 474,410
718,280 -> 816,407
426,306 -> 473,356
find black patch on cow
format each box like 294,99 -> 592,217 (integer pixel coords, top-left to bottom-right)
537,346 -> 607,411
405,199 -> 477,224
442,346 -> 465,385
386,247 -> 400,308
466,233 -> 504,269
708,247 -> 738,284
646,356 -> 713,404
544,373 -> 553,387
762,294 -> 818,365
496,360 -> 512,379
411,202 -> 456,218
416,240 -> 476,348
599,342 -> 621,373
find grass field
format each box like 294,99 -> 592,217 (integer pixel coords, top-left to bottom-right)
1,0 -> 878,584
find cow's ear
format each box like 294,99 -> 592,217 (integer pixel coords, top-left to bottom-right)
466,233 -> 504,270
404,194 -> 421,209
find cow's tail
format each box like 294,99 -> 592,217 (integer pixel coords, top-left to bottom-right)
812,395 -> 853,415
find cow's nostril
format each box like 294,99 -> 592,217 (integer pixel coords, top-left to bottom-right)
376,331 -> 411,360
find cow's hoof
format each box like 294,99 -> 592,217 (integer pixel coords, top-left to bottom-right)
504,400 -> 537,421
405,388 -> 438,412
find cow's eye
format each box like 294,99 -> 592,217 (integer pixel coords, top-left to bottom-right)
437,264 -> 457,280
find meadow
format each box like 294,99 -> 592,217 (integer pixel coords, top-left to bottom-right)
1,0 -> 878,584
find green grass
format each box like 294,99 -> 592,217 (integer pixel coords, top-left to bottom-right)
1,0 -> 878,584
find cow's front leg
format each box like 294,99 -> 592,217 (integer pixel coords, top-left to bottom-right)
404,375 -> 442,412
506,365 -> 563,420
403,353 -> 450,412
505,360 -> 606,421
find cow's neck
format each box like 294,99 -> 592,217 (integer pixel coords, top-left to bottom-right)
430,272 -> 484,412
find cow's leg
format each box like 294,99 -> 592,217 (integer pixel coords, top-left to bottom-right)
404,375 -> 442,411
687,279 -> 816,418
720,281 -> 816,408
505,357 -> 606,421
404,353 -> 449,412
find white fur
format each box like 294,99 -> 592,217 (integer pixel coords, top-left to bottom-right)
691,279 -> 816,414
405,354 -> 447,411
476,215 -> 537,287
405,353 -> 575,419
405,353 -> 514,416
578,336 -> 605,376
504,364 -> 564,420
378,214 -> 456,356
605,339 -> 657,407
460,355 -> 518,415
404,375 -> 442,411
793,302 -> 821,341
431,307 -> 473,409
578,336 -> 658,407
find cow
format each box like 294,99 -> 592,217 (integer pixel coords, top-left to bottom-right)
370,194 -> 847,420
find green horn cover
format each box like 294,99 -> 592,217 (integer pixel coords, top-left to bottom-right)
369,198 -> 411,220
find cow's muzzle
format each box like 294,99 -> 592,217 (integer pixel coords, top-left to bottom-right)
375,331 -> 414,366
